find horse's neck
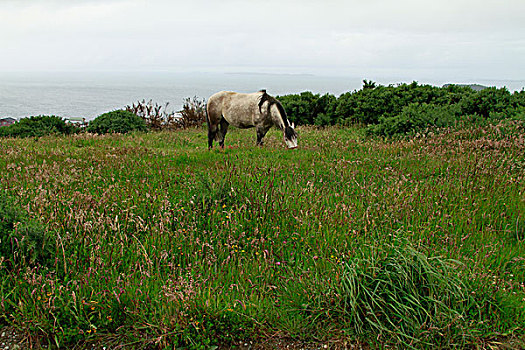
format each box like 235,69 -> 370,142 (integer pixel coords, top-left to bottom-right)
270,105 -> 287,131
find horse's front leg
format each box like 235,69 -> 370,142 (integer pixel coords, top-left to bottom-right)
256,126 -> 269,146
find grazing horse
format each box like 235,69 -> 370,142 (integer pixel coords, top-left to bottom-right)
206,90 -> 298,149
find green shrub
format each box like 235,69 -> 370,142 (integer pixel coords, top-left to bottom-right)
87,110 -> 147,134
0,192 -> 55,269
511,89 -> 525,108
489,105 -> 525,121
366,103 -> 461,137
0,115 -> 79,138
460,87 -> 512,118
276,82 -> 518,133
335,82 -> 452,125
278,92 -> 337,125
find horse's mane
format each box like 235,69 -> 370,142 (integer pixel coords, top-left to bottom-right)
258,90 -> 289,127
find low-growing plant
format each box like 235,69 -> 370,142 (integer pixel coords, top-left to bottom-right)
0,115 -> 79,138
87,110 -> 148,134
0,192 -> 55,269
189,173 -> 239,212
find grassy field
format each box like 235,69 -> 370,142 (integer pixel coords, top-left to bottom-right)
1,123 -> 524,349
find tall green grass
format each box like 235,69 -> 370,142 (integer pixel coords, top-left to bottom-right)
0,124 -> 524,348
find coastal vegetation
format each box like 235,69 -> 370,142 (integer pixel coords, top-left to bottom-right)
0,82 -> 524,348
86,110 -> 148,135
2,82 -> 524,139
278,81 -> 525,135
0,115 -> 79,138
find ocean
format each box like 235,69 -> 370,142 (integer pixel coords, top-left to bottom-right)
1,72 -> 524,121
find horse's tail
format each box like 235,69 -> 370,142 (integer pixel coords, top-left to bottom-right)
205,101 -> 210,128
205,99 -> 223,142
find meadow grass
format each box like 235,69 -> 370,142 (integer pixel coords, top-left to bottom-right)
0,123 -> 524,349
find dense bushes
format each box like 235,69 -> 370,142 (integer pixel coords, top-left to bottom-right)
277,91 -> 336,126
87,110 -> 147,134
460,87 -> 511,118
0,115 -> 79,138
367,103 -> 462,137
278,81 -> 524,136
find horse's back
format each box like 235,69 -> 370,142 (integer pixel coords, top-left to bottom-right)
207,91 -> 262,128
207,91 -> 237,118
209,91 -> 258,106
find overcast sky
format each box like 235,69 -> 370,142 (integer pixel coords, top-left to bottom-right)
1,0 -> 524,81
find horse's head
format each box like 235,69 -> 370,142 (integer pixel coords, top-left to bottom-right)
260,91 -> 298,148
284,122 -> 298,149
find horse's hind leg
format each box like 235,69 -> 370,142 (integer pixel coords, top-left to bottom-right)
208,127 -> 217,149
218,118 -> 229,148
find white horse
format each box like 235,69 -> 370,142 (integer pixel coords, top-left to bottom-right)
206,90 -> 298,149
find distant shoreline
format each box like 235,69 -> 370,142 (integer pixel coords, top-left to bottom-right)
226,72 -> 315,77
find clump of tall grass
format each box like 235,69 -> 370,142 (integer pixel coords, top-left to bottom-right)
337,242 -> 473,348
